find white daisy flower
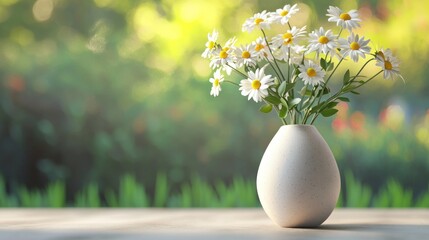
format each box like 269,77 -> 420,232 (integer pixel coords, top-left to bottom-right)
326,6 -> 361,31
221,63 -> 235,76
270,4 -> 299,25
272,26 -> 307,50
209,69 -> 224,97
209,37 -> 237,69
298,60 -> 326,86
252,37 -> 272,61
339,33 -> 371,62
234,44 -> 258,68
242,10 -> 271,33
201,29 -> 218,59
375,49 -> 403,80
272,26 -> 306,62
274,45 -> 307,63
239,66 -> 274,102
307,27 -> 337,55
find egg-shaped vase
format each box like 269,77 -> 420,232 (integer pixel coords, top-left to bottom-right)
256,125 -> 340,228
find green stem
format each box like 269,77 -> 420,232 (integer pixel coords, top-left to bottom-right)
337,28 -> 343,39
302,87 -> 319,124
261,29 -> 286,81
324,56 -> 345,88
350,59 -> 375,82
293,109 -> 299,124
287,47 -> 291,82
354,70 -> 383,88
309,70 -> 383,124
275,106 -> 288,125
226,63 -> 248,78
264,56 -> 282,81
224,80 -> 239,86
262,99 -> 288,125
314,56 -> 345,108
288,110 -> 294,125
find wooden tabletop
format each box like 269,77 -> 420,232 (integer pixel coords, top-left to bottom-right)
0,208 -> 428,239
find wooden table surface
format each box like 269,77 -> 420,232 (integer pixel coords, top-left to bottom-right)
0,208 -> 428,239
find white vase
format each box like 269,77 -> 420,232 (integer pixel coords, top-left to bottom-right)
256,125 -> 340,228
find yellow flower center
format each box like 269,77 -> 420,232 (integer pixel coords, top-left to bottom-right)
255,43 -> 264,51
213,79 -> 220,87
350,42 -> 360,50
283,32 -> 293,39
384,61 -> 393,70
254,18 -> 264,25
307,68 -> 317,77
208,41 -> 215,49
219,50 -> 228,59
251,80 -> 261,90
318,36 -> 329,44
280,10 -> 289,16
242,51 -> 251,59
282,32 -> 293,45
340,13 -> 351,21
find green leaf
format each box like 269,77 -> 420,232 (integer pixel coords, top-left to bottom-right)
300,86 -> 313,96
343,85 -> 356,92
300,86 -> 307,96
278,81 -> 287,96
259,104 -> 272,113
289,98 -> 301,107
284,82 -> 296,93
278,106 -> 287,118
301,98 -> 310,108
264,96 -> 281,105
337,97 -> 350,102
311,101 -> 324,112
321,108 -> 339,117
325,101 -> 339,109
280,98 -> 288,107
327,62 -> 334,71
323,87 -> 330,95
343,70 -> 350,84
351,90 -> 360,95
320,58 -> 327,70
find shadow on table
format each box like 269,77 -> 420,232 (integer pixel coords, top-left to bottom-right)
317,223 -> 429,232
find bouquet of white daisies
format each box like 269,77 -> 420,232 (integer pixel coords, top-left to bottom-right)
202,4 -> 403,125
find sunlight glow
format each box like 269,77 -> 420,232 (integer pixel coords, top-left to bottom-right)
33,0 -> 54,22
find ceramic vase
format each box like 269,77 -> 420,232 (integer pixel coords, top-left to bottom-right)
256,125 -> 340,228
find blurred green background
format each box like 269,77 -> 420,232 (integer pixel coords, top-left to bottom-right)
0,0 -> 428,207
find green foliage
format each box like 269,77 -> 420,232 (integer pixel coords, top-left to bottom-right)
0,174 -> 428,208
154,172 -> 169,207
259,104 -> 272,113
373,180 -> 413,208
343,171 -> 372,207
416,185 -> 429,208
45,182 -> 66,208
321,108 -> 339,117
172,176 -> 218,207
7,179 -> 65,207
105,174 -> 149,207
0,177 -> 17,207
75,183 -> 101,208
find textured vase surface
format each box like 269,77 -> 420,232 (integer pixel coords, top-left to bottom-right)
256,125 -> 340,228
